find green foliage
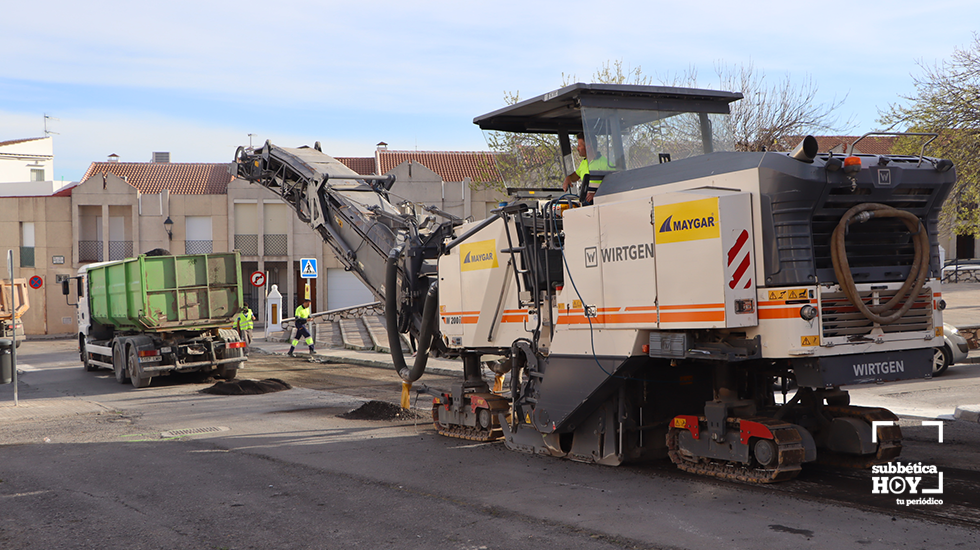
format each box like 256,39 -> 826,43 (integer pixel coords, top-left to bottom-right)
881,34 -> 980,236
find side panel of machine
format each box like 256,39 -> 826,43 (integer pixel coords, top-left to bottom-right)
438,219 -> 528,349
653,190 -> 758,329
597,199 -> 658,329
556,204 -> 602,329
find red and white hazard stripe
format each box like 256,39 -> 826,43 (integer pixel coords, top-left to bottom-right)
727,229 -> 752,289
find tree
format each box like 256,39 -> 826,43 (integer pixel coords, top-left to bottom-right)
713,62 -> 850,152
477,60 -> 849,189
880,34 -> 980,237
474,61 -> 654,191
475,90 -> 564,192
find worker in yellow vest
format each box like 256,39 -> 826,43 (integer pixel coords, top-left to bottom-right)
235,303 -> 255,355
288,299 -> 314,357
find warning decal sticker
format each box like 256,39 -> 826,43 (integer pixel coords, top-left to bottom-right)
768,288 -> 809,301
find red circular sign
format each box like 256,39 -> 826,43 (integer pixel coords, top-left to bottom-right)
250,271 -> 266,287
29,275 -> 43,289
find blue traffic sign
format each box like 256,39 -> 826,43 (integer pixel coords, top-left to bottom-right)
300,258 -> 318,278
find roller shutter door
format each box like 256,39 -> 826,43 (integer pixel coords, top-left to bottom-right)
327,269 -> 375,310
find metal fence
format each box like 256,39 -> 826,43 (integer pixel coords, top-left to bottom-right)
79,241 -> 102,262
264,234 -> 288,256
185,240 -> 213,255
234,234 -> 259,256
108,241 -> 133,261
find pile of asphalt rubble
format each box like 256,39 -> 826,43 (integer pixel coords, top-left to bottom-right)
341,400 -> 424,421
202,379 -> 292,395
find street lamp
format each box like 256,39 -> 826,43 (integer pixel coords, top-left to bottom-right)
164,216 -> 174,241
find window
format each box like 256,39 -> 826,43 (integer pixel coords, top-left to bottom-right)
20,222 -> 35,268
30,169 -> 44,182
185,216 -> 213,254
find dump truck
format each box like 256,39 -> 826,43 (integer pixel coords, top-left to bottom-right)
235,83 -> 954,483
0,278 -> 29,346
64,252 -> 247,388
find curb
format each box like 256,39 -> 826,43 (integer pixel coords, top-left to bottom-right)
953,405 -> 980,423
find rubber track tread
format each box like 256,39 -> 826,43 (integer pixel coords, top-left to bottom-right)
432,405 -> 504,442
667,417 -> 805,484
817,405 -> 902,468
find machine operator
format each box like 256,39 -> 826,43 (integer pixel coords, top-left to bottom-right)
562,133 -> 610,203
287,299 -> 315,357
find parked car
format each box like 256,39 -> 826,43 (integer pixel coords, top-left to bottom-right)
934,323 -> 970,376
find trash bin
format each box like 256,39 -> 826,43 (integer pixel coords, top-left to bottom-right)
0,338 -> 12,385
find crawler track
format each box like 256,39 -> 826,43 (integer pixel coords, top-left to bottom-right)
432,404 -> 504,442
667,417 -> 807,484
817,405 -> 902,468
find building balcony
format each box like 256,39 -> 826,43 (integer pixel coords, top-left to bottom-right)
185,240 -> 213,255
79,241 -> 101,262
109,241 -> 133,261
78,240 -> 134,262
234,234 -> 258,256
264,234 -> 288,256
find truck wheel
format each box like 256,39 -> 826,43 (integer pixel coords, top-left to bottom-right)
216,366 -> 238,380
128,345 -> 152,388
113,342 -> 129,383
81,339 -> 96,372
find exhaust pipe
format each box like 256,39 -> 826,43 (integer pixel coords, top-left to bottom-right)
790,135 -> 818,162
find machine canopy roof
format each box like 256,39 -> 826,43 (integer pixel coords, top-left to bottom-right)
474,83 -> 744,134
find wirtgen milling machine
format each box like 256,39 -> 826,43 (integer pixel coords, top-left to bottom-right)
236,83 -> 954,483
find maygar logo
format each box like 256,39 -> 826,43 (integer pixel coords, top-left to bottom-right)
655,197 -> 721,244
460,239 -> 499,272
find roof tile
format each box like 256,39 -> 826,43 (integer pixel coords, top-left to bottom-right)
335,157 -> 377,176
0,137 -> 46,148
80,162 -> 233,194
378,150 -> 500,182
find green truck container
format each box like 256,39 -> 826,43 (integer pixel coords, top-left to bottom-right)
87,253 -> 242,331
67,252 -> 248,388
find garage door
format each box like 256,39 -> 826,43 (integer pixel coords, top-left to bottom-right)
327,269 -> 376,310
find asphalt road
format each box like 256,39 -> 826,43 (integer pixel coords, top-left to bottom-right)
1,341 -> 979,549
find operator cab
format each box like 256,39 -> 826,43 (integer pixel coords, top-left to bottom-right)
474,83 -> 743,200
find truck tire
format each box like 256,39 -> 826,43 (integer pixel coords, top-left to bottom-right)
216,328 -> 243,379
216,366 -> 238,380
81,337 -> 96,372
128,344 -> 152,388
112,342 -> 129,383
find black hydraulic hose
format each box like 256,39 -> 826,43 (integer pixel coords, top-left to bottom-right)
402,280 -> 439,383
385,246 -> 408,375
385,246 -> 437,383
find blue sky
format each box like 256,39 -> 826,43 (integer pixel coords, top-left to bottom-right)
2,0 -> 979,182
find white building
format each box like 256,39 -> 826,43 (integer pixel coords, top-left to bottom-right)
0,137 -> 71,196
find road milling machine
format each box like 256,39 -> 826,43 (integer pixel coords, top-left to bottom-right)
235,83 -> 955,483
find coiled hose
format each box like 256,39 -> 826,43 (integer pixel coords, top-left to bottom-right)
830,203 -> 931,325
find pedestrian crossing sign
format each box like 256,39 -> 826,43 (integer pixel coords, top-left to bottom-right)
300,258 -> 318,278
